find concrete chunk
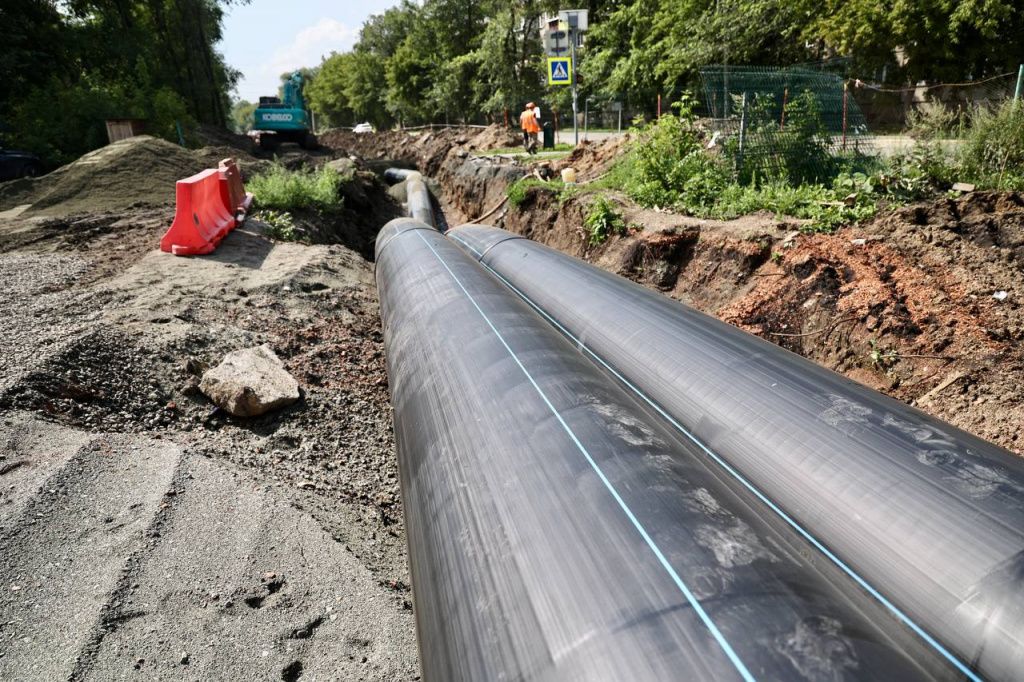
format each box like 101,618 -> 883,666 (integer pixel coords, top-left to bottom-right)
200,344 -> 299,417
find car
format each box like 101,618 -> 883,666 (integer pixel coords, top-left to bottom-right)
0,147 -> 42,181
353,122 -> 375,134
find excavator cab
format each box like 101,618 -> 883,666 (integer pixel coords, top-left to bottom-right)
252,72 -> 317,150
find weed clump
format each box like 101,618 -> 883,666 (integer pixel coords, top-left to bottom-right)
584,195 -> 627,244
255,208 -> 297,241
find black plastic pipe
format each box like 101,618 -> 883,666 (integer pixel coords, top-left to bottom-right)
376,218 -> 961,682
385,168 -> 434,227
449,223 -> 1024,682
383,167 -> 417,184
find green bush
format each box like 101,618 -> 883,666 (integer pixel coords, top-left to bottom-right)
249,164 -> 344,211
907,101 -> 962,140
584,196 -> 627,244
622,98 -> 711,209
958,101 -> 1024,189
531,95 -> 1024,236
733,90 -> 836,185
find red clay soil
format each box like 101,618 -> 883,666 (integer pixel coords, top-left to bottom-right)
714,193 -> 1024,452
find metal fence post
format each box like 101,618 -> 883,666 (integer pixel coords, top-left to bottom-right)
842,82 -> 849,152
1015,64 -> 1024,103
737,92 -> 748,174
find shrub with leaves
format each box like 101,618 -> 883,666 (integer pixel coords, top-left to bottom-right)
907,101 -> 962,140
255,209 -> 297,241
623,97 -> 734,211
248,164 -> 344,211
584,196 -> 627,245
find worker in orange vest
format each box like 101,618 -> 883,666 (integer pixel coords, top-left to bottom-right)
520,102 -> 540,154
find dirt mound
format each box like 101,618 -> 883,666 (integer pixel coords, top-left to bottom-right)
195,144 -> 263,176
318,129 -> 416,161
193,123 -> 253,152
1,327 -> 180,431
0,136 -> 224,216
714,192 -> 1024,452
553,134 -> 633,180
319,125 -> 520,169
467,124 -> 521,150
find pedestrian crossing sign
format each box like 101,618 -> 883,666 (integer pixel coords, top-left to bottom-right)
547,57 -> 572,85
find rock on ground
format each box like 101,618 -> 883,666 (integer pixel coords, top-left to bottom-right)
200,344 -> 300,417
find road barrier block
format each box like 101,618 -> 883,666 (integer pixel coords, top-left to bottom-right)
218,158 -> 253,220
160,168 -> 237,256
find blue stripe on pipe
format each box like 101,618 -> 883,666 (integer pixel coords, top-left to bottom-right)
415,230 -> 756,682
448,231 -> 982,682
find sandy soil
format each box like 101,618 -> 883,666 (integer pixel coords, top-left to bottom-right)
0,204 -> 418,678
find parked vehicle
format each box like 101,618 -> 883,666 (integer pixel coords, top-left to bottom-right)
0,147 -> 42,181
354,122 -> 375,134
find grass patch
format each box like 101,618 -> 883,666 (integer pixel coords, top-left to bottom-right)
506,176 -> 582,207
474,147 -> 572,160
249,164 -> 344,211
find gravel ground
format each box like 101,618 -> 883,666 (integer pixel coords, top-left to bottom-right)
0,212 -> 419,680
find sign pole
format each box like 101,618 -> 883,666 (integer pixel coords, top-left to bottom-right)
571,29 -> 578,147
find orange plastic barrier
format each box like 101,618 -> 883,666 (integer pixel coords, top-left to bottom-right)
218,158 -> 253,220
159,168 -> 236,256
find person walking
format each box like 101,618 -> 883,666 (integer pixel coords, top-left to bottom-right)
520,102 -> 540,154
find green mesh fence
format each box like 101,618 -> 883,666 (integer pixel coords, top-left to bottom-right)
699,65 -> 873,183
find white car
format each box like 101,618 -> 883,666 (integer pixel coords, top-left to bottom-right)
353,122 -> 375,134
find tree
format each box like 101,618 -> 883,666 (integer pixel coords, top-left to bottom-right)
1,0 -> 246,164
230,99 -> 257,132
806,0 -> 1024,82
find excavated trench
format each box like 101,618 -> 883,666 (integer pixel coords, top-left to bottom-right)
321,127 -> 1024,455
364,128 -> 1024,680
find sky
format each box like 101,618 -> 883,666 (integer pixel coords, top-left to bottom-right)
218,0 -> 402,102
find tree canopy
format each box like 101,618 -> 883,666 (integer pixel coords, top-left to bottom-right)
5,0 -> 1024,162
1,0 -> 243,164
304,0 -> 1024,129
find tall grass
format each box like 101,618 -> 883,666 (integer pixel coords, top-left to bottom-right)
958,102 -> 1024,189
249,164 -> 344,210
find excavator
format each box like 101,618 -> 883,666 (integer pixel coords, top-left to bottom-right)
251,71 -> 317,150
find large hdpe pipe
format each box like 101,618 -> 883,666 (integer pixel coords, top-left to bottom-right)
449,224 -> 1024,682
376,218 -> 959,682
383,167 -> 417,184
384,168 -> 434,227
